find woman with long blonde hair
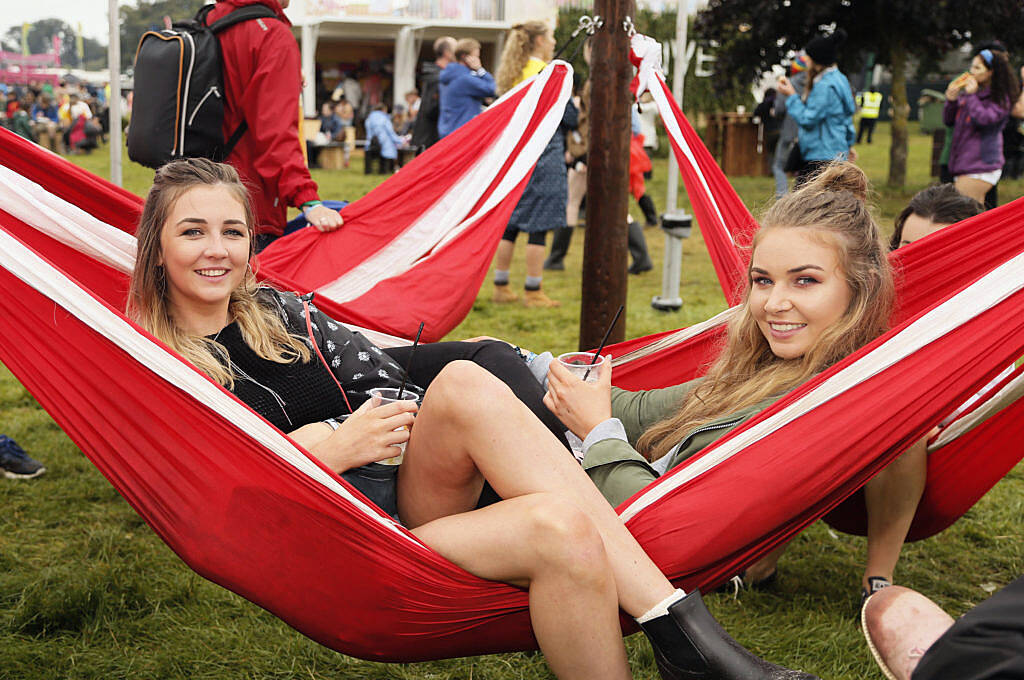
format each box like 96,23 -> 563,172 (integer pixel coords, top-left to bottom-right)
545,162 -> 926,601
491,21 -> 577,308
128,157 -> 818,680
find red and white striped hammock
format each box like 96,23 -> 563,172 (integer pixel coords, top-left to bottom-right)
1,56 -> 1022,662
620,33 -> 1024,540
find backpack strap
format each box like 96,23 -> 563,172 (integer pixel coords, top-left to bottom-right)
198,3 -> 279,33
195,3 -> 280,159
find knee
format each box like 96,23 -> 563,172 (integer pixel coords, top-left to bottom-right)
431,360 -> 514,413
521,494 -> 611,584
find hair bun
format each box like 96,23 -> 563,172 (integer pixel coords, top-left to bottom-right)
833,28 -> 848,47
800,161 -> 868,202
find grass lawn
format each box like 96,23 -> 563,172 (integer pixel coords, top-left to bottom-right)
1,123 -> 1021,679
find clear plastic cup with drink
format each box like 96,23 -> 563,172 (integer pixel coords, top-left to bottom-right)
366,387 -> 418,465
556,352 -> 607,383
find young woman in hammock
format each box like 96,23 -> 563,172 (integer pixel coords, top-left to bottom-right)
544,163 -> 925,602
127,157 -> 817,680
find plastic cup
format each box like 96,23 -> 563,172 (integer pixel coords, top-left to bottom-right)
556,352 -> 607,383
366,387 -> 418,465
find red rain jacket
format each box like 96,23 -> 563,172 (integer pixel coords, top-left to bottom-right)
207,0 -> 319,236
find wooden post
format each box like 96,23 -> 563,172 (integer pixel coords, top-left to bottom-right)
579,0 -> 634,350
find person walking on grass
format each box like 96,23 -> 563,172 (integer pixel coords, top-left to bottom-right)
492,21 -> 577,308
0,435 -> 45,479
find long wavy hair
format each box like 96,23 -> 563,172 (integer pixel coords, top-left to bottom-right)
638,162 -> 895,462
974,48 -> 1021,111
127,158 -> 310,386
496,21 -> 549,94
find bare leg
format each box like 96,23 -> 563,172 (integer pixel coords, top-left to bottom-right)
954,176 -> 992,205
398,361 -> 675,616
412,494 -> 631,680
744,543 -> 790,582
495,238 -> 516,272
863,437 -> 929,589
525,243 -> 547,280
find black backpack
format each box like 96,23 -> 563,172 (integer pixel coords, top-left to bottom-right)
127,3 -> 278,168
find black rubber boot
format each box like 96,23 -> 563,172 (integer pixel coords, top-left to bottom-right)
628,220 -> 653,274
638,193 -> 659,226
544,226 -> 574,270
638,590 -> 820,680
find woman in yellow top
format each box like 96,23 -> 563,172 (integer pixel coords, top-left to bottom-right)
491,22 -> 578,308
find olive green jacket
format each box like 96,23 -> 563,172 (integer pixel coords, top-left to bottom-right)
583,381 -> 775,507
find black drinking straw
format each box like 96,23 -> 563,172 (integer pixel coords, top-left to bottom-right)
583,305 -> 624,381
397,322 -> 425,400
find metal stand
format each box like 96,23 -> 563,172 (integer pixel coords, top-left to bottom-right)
651,212 -> 691,311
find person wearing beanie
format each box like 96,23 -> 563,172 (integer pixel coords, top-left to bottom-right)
777,29 -> 857,186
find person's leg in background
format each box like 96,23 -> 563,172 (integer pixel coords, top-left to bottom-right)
627,215 -> 653,275
493,227 -> 520,303
524,230 -> 559,307
772,139 -> 792,198
545,163 -> 586,271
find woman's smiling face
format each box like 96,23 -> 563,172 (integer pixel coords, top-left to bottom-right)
748,227 -> 852,360
159,184 -> 250,329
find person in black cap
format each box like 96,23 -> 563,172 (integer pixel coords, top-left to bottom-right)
777,29 -> 857,186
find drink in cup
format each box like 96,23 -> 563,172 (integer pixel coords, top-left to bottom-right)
556,352 -> 607,383
366,387 -> 418,465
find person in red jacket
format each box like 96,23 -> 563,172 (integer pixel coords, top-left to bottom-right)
206,0 -> 342,250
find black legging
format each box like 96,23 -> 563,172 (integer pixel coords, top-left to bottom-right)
383,340 -> 569,451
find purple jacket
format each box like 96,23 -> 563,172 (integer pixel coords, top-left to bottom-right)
943,89 -> 1010,175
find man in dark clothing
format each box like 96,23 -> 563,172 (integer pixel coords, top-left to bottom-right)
205,0 -> 341,249
410,36 -> 455,153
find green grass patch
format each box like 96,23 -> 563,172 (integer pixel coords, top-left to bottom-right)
2,123 -> 1021,678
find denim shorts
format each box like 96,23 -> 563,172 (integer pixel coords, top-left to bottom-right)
341,462 -> 400,522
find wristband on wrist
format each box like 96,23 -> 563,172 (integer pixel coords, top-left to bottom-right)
301,200 -> 323,215
323,417 -> 341,431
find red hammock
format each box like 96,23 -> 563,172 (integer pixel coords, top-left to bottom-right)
621,33 -> 1024,540
0,64 -> 573,343
1,67 -> 1022,661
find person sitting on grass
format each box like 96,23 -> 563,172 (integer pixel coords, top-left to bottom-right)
543,163 -> 925,603
126,157 -> 820,680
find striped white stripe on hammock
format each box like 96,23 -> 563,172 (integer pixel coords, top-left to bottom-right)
317,63 -> 574,302
619,249 -> 1024,520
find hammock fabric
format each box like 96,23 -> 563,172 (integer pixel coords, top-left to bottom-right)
2,66 -> 1024,662
0,63 -> 573,343
620,34 -> 1024,540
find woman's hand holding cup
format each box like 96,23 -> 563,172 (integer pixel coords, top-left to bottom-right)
543,354 -> 613,440
317,394 -> 418,471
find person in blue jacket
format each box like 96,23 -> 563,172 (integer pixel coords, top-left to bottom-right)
438,38 -> 496,138
363,103 -> 407,174
777,29 -> 857,186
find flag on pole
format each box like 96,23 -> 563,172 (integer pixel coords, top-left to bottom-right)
21,23 -> 30,56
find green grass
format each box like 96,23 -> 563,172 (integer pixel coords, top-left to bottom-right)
2,123 -> 1022,678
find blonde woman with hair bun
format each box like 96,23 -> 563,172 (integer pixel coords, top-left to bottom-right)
491,21 -> 577,308
545,162 -> 926,602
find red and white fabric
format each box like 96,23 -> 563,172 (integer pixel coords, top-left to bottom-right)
1,51 -> 1023,661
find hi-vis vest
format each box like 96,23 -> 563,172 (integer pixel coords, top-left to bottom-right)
858,91 -> 882,119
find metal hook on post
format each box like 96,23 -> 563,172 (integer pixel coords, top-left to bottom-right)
622,15 -> 636,38
553,14 -> 605,62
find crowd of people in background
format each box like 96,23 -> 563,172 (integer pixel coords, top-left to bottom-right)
0,79 -> 112,155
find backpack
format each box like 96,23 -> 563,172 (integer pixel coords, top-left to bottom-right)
127,3 -> 278,168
